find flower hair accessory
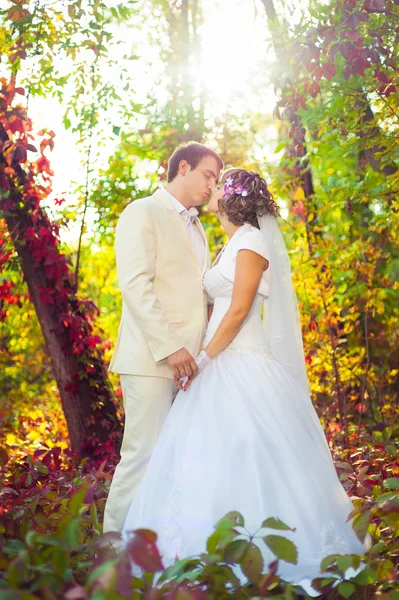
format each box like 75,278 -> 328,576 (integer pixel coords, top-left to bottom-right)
223,176 -> 248,199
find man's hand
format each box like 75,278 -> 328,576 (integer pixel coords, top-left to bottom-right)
173,373 -> 194,392
167,347 -> 199,380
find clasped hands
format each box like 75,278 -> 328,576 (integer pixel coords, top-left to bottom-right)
167,347 -> 211,391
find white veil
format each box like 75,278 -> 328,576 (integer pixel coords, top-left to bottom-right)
257,214 -> 311,399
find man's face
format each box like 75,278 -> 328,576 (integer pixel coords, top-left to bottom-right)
206,181 -> 225,214
183,156 -> 221,206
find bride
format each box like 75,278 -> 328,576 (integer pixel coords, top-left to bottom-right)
121,168 -> 370,594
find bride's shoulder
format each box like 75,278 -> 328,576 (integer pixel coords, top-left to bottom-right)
238,223 -> 264,242
247,224 -> 263,235
235,224 -> 269,259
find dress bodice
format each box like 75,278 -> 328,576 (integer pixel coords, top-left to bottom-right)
202,224 -> 273,358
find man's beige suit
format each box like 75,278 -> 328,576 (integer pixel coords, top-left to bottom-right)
103,187 -> 210,533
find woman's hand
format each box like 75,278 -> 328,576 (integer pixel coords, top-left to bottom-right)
174,351 -> 212,391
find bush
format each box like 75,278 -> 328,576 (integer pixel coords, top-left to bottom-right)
0,438 -> 398,599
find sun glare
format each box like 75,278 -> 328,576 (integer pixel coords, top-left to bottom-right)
194,0 -> 274,112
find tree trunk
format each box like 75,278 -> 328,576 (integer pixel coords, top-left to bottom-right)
0,116 -> 122,454
260,0 -> 348,436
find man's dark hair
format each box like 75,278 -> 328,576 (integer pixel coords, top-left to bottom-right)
167,142 -> 224,182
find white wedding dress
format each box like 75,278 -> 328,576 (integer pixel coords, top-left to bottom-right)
122,223 -> 370,595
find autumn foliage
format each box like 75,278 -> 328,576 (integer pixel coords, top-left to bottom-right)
0,0 -> 398,597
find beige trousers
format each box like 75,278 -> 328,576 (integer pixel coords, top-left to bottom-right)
103,374 -> 178,533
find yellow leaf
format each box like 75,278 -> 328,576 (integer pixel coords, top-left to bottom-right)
6,433 -> 18,446
293,187 -> 305,201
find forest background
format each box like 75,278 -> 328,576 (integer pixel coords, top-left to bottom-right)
0,0 -> 398,598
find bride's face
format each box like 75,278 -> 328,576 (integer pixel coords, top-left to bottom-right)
206,183 -> 225,214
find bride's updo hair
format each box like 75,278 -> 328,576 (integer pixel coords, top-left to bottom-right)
218,168 -> 278,228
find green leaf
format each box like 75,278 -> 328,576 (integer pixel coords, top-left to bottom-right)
206,527 -> 237,554
241,543 -> 264,584
53,548 -> 69,576
6,555 -> 23,587
64,518 -> 81,548
369,541 -> 384,554
157,557 -> 201,583
69,482 -> 90,517
376,559 -> 395,580
383,477 -> 399,490
352,510 -> 370,542
336,554 -> 361,573
90,501 -> 99,532
223,539 -> 250,563
274,142 -> 286,153
261,517 -> 295,531
35,462 -> 48,474
86,558 -> 119,589
337,582 -> 355,598
383,513 -> 399,527
320,553 -> 340,572
263,535 -> 298,565
214,511 -> 244,530
25,530 -> 38,548
352,567 -> 378,585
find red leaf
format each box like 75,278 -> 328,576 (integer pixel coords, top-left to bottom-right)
13,144 -> 27,164
380,84 -> 396,97
7,114 -> 28,134
347,29 -> 362,42
3,167 -> 15,175
329,45 -> 340,59
339,42 -> 357,60
347,11 -> 370,27
83,486 -> 95,504
309,81 -> 320,98
7,6 -> 30,23
363,0 -> 385,10
36,155 -> 54,176
126,529 -> 164,572
322,62 -> 336,80
344,66 -> 352,81
375,70 -> 390,83
314,67 -> 323,82
26,144 -> 37,152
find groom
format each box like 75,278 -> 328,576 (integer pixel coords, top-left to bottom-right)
104,142 -> 223,533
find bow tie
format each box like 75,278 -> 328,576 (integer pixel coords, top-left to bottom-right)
181,207 -> 198,225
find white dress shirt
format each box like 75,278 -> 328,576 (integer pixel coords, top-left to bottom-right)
160,186 -> 205,267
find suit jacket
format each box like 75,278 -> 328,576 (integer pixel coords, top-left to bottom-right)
108,187 -> 210,378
